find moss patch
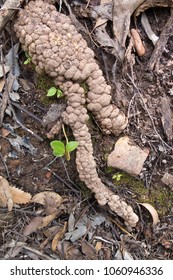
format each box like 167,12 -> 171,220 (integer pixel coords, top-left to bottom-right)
36,74 -> 57,105
112,172 -> 173,216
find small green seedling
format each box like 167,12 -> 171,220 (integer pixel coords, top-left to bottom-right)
50,140 -> 79,161
47,87 -> 63,98
24,52 -> 32,65
112,173 -> 123,181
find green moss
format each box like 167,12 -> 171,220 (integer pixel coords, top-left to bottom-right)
36,74 -> 57,105
112,172 -> 173,216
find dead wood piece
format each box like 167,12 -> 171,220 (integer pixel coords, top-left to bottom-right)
160,96 -> 173,141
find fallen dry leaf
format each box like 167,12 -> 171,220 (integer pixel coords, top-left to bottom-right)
38,210 -> 59,229
0,176 -> 32,211
95,241 -> 102,253
52,222 -> 67,251
139,203 -> 160,225
31,191 -> 63,208
10,186 -> 31,204
0,176 -> 13,211
81,241 -> 98,260
23,216 -> 43,236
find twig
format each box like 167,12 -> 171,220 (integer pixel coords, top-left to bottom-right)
0,93 -> 44,125
0,149 -> 10,178
148,8 -> 173,71
127,73 -> 172,150
44,166 -> 81,196
23,245 -> 54,260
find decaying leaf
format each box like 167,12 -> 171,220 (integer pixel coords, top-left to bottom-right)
23,216 -> 43,236
0,176 -> 13,211
38,210 -> 59,229
81,241 -> 98,260
10,186 -> 31,205
140,203 -> 160,225
52,222 -> 67,251
0,176 -> 31,211
31,191 -> 63,208
95,241 -> 102,253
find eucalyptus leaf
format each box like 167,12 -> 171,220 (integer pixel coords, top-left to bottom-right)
66,141 -> 79,152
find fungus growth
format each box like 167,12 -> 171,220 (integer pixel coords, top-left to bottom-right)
14,0 -> 139,227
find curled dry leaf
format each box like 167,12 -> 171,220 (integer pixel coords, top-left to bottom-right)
131,28 -> 145,56
38,210 -> 59,229
52,222 -> 67,251
0,176 -> 31,211
0,176 -> 13,211
31,191 -> 63,208
139,203 -> 160,225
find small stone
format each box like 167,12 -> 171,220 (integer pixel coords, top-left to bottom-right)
161,173 -> 173,187
107,136 -> 149,176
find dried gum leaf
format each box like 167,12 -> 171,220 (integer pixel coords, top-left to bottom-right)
140,203 -> 160,225
52,222 -> 67,251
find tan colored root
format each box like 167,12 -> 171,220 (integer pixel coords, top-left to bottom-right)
14,0 -> 139,227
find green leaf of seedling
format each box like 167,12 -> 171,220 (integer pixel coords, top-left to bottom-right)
24,57 -> 32,65
66,141 -> 79,153
56,89 -> 63,98
47,87 -> 57,97
50,140 -> 65,157
112,173 -> 123,181
25,52 -> 30,58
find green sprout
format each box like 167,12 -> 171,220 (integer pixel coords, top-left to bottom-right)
47,87 -> 63,98
112,173 -> 123,181
50,124 -> 78,161
24,52 -> 32,65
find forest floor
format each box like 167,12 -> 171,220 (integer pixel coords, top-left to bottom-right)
0,0 -> 173,260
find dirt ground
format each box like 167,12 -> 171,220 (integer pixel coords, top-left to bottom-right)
0,0 -> 173,260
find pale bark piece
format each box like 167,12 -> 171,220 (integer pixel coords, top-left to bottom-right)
161,96 -> 173,141
161,173 -> 173,188
108,136 -> 149,176
139,203 -> 160,225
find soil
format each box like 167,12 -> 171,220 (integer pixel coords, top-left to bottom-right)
0,1 -> 173,260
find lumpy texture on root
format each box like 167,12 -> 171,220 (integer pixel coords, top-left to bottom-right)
14,0 -> 138,227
